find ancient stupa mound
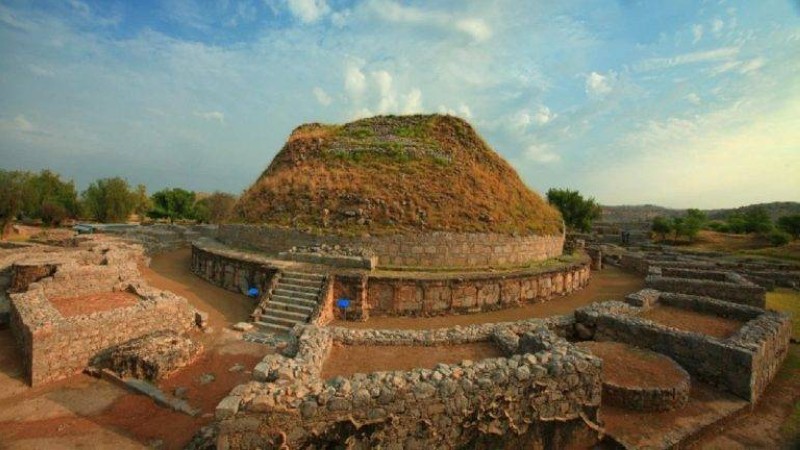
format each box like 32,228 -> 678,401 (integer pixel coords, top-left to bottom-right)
234,114 -> 562,235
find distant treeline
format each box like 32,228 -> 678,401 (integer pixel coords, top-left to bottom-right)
0,169 -> 238,233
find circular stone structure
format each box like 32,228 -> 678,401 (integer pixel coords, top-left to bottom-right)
227,114 -> 565,269
576,341 -> 690,412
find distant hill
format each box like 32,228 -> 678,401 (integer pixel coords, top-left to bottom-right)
601,202 -> 800,223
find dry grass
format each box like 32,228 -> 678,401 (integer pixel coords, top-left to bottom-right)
233,115 -> 562,236
767,288 -> 800,341
680,231 -> 800,262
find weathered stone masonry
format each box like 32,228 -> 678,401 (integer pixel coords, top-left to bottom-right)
217,224 -> 565,269
215,320 -> 602,449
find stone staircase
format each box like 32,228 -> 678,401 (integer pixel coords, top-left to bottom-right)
253,271 -> 326,334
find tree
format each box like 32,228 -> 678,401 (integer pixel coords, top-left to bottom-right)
545,188 -> 601,233
0,170 -> 29,237
651,216 -> 673,240
81,177 -> 136,223
22,170 -> 79,219
149,188 -> 196,222
777,214 -> 800,240
742,206 -> 772,234
676,208 -> 706,242
194,191 -> 237,224
131,184 -> 152,217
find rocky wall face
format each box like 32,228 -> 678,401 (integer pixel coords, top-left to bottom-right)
217,224 -> 565,269
6,236 -> 200,386
191,245 -> 278,297
645,268 -> 766,308
576,294 -> 791,403
217,323 -> 602,449
341,264 -> 590,319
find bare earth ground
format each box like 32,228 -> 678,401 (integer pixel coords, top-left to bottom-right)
321,342 -> 502,380
49,292 -> 140,317
576,341 -> 686,389
0,247 -> 271,450
639,304 -> 745,339
333,265 -> 645,330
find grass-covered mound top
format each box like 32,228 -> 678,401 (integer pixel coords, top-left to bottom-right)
233,114 -> 563,235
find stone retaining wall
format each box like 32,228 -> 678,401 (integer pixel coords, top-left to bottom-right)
645,267 -> 766,308
7,237 -> 199,386
191,245 -> 278,297
216,320 -> 602,449
575,292 -> 791,402
217,224 -> 564,269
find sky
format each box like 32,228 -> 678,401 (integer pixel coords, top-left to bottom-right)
0,0 -> 798,209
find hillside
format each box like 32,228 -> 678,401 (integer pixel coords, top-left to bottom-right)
233,115 -> 562,235
601,202 -> 800,223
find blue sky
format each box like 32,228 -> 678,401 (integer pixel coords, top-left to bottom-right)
0,0 -> 798,208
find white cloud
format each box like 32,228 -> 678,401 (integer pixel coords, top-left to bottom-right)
29,64 -> 54,77
533,106 -> 555,125
312,86 -> 332,106
455,18 -> 492,42
13,115 -> 34,132
286,0 -> 330,24
711,18 -> 724,34
438,103 -> 472,118
373,70 -> 396,113
692,24 -> 703,44
194,111 -> 225,123
344,65 -> 366,98
685,93 -> 701,105
365,0 -> 491,42
585,71 -> 612,96
402,88 -> 423,114
635,46 -> 739,72
525,143 -> 559,163
739,57 -> 765,74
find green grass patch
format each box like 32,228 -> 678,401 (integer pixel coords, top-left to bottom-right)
767,288 -> 800,340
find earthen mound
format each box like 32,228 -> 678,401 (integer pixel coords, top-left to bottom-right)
234,115 -> 562,235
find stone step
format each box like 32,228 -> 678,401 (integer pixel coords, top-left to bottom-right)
264,308 -> 308,322
273,288 -> 318,300
278,277 -> 321,288
257,312 -> 305,329
271,294 -> 317,307
252,321 -> 292,335
268,299 -> 315,315
283,271 -> 325,282
277,282 -> 321,294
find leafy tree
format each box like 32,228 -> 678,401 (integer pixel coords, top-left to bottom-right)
40,201 -> 68,226
194,192 -> 237,224
22,170 -> 79,219
777,214 -> 800,240
545,188 -> 601,233
742,206 -> 773,234
676,208 -> 706,241
81,177 -> 137,222
651,216 -> 673,240
0,170 -> 29,237
149,188 -> 196,222
131,184 -> 152,217
767,230 -> 791,247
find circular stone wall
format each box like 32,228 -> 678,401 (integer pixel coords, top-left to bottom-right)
217,224 -> 564,269
576,341 -> 690,412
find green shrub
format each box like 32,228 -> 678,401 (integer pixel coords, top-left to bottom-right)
768,230 -> 791,247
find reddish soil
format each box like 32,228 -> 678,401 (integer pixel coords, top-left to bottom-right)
140,247 -> 255,329
577,341 -> 687,389
640,305 -> 744,339
333,265 -> 645,330
48,291 -> 140,317
321,342 -> 502,379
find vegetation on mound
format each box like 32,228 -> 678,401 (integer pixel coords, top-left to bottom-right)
233,114 -> 563,236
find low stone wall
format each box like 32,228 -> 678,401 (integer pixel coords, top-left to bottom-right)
6,236 -> 200,386
100,224 -> 218,254
575,292 -> 791,403
191,243 -> 278,297
354,263 -> 591,318
216,320 -> 602,449
645,267 -> 766,308
217,224 -> 564,269
11,283 -> 196,386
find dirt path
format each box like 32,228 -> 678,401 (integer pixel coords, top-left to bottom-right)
321,342 -> 502,379
333,265 -> 644,330
140,247 -> 256,329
